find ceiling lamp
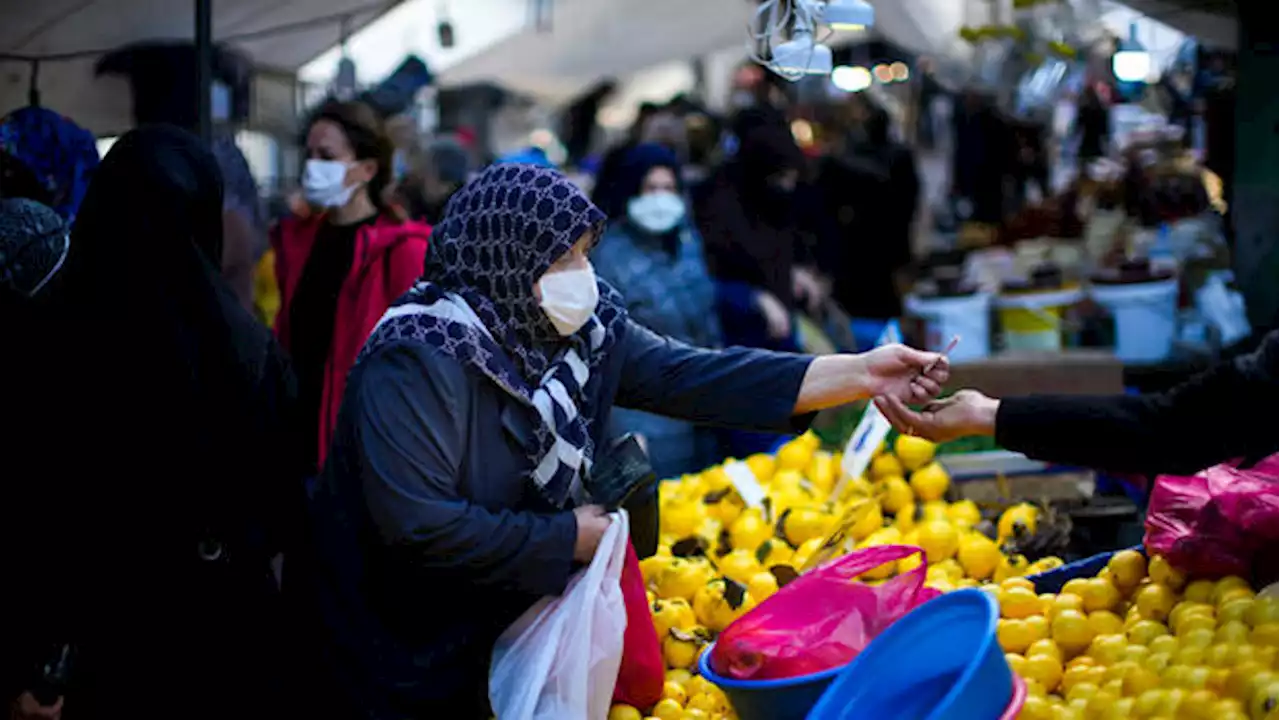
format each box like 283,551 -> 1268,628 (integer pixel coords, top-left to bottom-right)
1112,22 -> 1151,83
821,0 -> 875,31
771,27 -> 834,76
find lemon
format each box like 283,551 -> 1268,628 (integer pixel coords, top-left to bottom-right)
652,598 -> 698,638
1106,549 -> 1147,589
755,539 -> 792,569
893,434 -> 937,471
1080,577 -> 1121,613
992,553 -> 1030,584
665,669 -> 693,687
916,520 -> 959,563
1147,554 -> 1186,591
1250,622 -> 1279,646
879,476 -> 913,513
661,500 -> 708,537
1184,578 -> 1216,604
952,532 -> 998,576
947,499 -> 982,528
778,506 -> 833,547
1000,585 -> 1043,619
1133,583 -> 1177,622
650,698 -> 685,720
1126,618 -> 1170,645
894,504 -> 917,534
1247,597 -> 1280,629
869,453 -> 903,479
660,681 -> 687,705
807,451 -> 836,493
997,503 -> 1039,541
1024,653 -> 1064,692
685,692 -> 721,714
998,618 -> 1037,653
692,579 -> 755,632
661,631 -> 704,670
640,555 -> 675,586
609,705 -> 645,720
908,462 -> 950,502
1027,638 -> 1062,661
774,436 -> 814,472
1052,609 -> 1095,652
747,571 -> 779,601
718,549 -> 763,585
727,511 -> 773,552
1088,610 -> 1124,636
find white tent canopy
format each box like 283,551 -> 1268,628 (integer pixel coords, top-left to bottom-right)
0,0 -> 407,135
434,0 -> 975,104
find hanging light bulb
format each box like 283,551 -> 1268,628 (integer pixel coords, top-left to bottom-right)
1111,22 -> 1151,84
822,0 -> 875,31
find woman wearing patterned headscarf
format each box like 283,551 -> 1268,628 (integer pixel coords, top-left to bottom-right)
295,163 -> 950,718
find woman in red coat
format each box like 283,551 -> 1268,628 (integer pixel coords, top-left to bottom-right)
273,100 -> 431,471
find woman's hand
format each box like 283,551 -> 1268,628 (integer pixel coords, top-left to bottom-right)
875,389 -> 1000,443
793,345 -> 949,414
12,693 -> 62,720
755,291 -> 793,340
572,505 -> 611,563
854,344 -> 950,404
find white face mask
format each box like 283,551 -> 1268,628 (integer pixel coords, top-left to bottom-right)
627,191 -> 686,234
302,159 -> 359,208
538,266 -> 600,337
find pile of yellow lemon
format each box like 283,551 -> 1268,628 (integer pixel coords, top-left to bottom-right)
996,550 -> 1279,720
608,432 -> 1068,720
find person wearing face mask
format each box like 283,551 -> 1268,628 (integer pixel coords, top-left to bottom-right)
292,163 -> 950,719
592,143 -> 728,478
271,100 -> 431,472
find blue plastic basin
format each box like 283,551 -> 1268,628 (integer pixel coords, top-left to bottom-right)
698,642 -> 846,720
805,588 -> 1012,720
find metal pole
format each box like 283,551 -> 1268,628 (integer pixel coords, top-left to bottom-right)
195,0 -> 213,142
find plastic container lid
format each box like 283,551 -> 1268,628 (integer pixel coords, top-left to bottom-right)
805,589 -> 1013,720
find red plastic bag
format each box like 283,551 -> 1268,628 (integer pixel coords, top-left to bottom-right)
1145,455 -> 1279,578
612,541 -> 664,708
710,545 -> 939,681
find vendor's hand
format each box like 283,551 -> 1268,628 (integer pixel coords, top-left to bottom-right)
12,693 -> 62,720
572,505 -> 610,563
875,389 -> 1000,443
854,344 -> 950,404
756,291 -> 793,340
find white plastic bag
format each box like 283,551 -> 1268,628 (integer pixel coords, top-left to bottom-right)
489,510 -> 629,720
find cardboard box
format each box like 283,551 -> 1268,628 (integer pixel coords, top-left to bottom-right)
946,350 -> 1124,398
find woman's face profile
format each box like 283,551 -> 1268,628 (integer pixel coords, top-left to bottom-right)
533,232 -> 593,301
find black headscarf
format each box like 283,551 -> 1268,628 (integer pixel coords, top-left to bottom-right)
13,125 -> 304,714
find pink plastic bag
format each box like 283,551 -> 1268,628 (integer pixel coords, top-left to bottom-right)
1145,455 -> 1279,578
709,545 -> 939,681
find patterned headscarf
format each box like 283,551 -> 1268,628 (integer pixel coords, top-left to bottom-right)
363,164 -> 627,507
0,107 -> 100,223
0,198 -> 69,299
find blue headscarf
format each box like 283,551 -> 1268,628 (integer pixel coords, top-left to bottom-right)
362,164 -> 628,507
600,142 -> 684,221
0,107 -> 100,224
496,146 -> 556,169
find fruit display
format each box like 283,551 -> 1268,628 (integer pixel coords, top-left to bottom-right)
1000,550 -> 1279,719
609,431 -> 1071,719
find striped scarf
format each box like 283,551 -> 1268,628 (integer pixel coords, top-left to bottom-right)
359,164 -> 626,508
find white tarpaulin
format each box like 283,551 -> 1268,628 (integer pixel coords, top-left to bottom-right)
0,0 -> 406,134
433,0 -> 975,103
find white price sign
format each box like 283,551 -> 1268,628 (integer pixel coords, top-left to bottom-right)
723,460 -> 767,510
830,321 -> 902,502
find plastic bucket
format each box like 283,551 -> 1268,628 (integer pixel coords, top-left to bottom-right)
903,293 -> 992,362
994,288 -> 1083,352
804,589 -> 1013,720
1090,279 -> 1179,363
698,642 -> 845,720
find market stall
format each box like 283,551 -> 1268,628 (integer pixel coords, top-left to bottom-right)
606,417 -> 1277,720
